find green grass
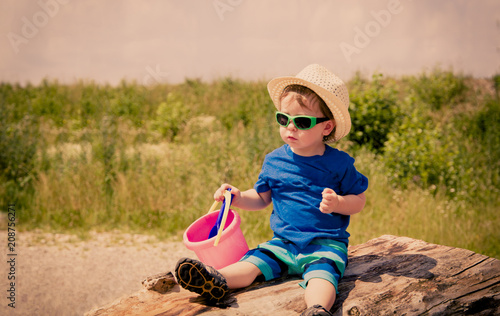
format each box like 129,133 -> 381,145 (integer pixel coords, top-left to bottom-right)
1,71 -> 498,259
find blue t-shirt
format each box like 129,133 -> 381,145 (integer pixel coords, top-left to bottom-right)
254,144 -> 368,249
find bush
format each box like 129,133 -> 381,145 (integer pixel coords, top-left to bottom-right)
109,82 -> 146,123
383,108 -> 460,194
493,74 -> 500,97
31,80 -> 69,126
410,68 -> 467,110
0,113 -> 38,208
154,92 -> 190,141
454,96 -> 500,202
348,73 -> 400,152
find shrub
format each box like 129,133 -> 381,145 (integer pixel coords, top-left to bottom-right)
493,74 -> 500,97
31,80 -> 69,126
154,92 -> 190,141
383,108 -> 460,194
0,112 -> 38,208
0,83 -> 33,121
348,73 -> 400,152
410,68 -> 467,110
78,83 -> 108,126
454,96 -> 500,202
110,85 -> 140,117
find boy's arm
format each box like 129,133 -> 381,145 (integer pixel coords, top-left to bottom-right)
320,189 -> 366,215
214,184 -> 272,211
237,189 -> 272,210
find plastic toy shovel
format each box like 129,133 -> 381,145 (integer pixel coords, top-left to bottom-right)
207,189 -> 232,246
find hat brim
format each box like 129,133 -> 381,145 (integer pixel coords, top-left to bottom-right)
267,76 -> 351,143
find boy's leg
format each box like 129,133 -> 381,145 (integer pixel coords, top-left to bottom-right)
219,261 -> 262,289
174,258 -> 262,301
175,240 -> 288,301
299,239 -> 347,314
304,278 -> 336,310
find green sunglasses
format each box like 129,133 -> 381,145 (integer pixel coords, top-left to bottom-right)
275,112 -> 330,130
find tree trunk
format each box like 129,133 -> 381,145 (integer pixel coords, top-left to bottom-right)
86,235 -> 500,315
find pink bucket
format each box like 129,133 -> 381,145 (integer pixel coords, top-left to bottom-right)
183,209 -> 249,269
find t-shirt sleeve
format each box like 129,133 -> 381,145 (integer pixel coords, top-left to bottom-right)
254,157 -> 271,193
339,157 -> 368,195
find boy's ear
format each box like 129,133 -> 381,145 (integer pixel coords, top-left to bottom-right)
323,120 -> 336,136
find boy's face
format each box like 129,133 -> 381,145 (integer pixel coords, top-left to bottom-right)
278,92 -> 335,157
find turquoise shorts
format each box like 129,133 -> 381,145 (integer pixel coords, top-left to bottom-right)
239,238 -> 348,292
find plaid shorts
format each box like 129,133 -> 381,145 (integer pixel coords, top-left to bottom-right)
239,237 -> 348,291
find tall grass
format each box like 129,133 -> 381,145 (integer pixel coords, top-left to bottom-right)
0,72 -> 498,258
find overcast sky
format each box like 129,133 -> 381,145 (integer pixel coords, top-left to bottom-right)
1,0 -> 498,85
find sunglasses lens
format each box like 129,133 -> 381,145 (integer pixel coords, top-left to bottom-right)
294,117 -> 313,129
276,113 -> 289,127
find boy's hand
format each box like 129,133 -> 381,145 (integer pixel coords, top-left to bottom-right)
320,188 -> 340,213
214,184 -> 271,211
214,183 -> 241,203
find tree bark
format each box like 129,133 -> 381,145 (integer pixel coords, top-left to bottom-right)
86,235 -> 500,315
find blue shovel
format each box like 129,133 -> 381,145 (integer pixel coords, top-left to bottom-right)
208,188 -> 232,239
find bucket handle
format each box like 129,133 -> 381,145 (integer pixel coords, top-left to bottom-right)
207,200 -> 219,214
206,190 -> 232,247
214,190 -> 232,246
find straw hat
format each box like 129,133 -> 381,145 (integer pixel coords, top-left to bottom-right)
267,64 -> 351,142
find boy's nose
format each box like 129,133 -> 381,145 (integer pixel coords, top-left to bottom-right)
287,121 -> 297,131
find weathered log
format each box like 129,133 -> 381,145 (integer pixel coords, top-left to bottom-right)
86,235 -> 500,315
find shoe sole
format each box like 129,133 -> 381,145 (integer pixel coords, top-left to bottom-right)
175,258 -> 228,301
